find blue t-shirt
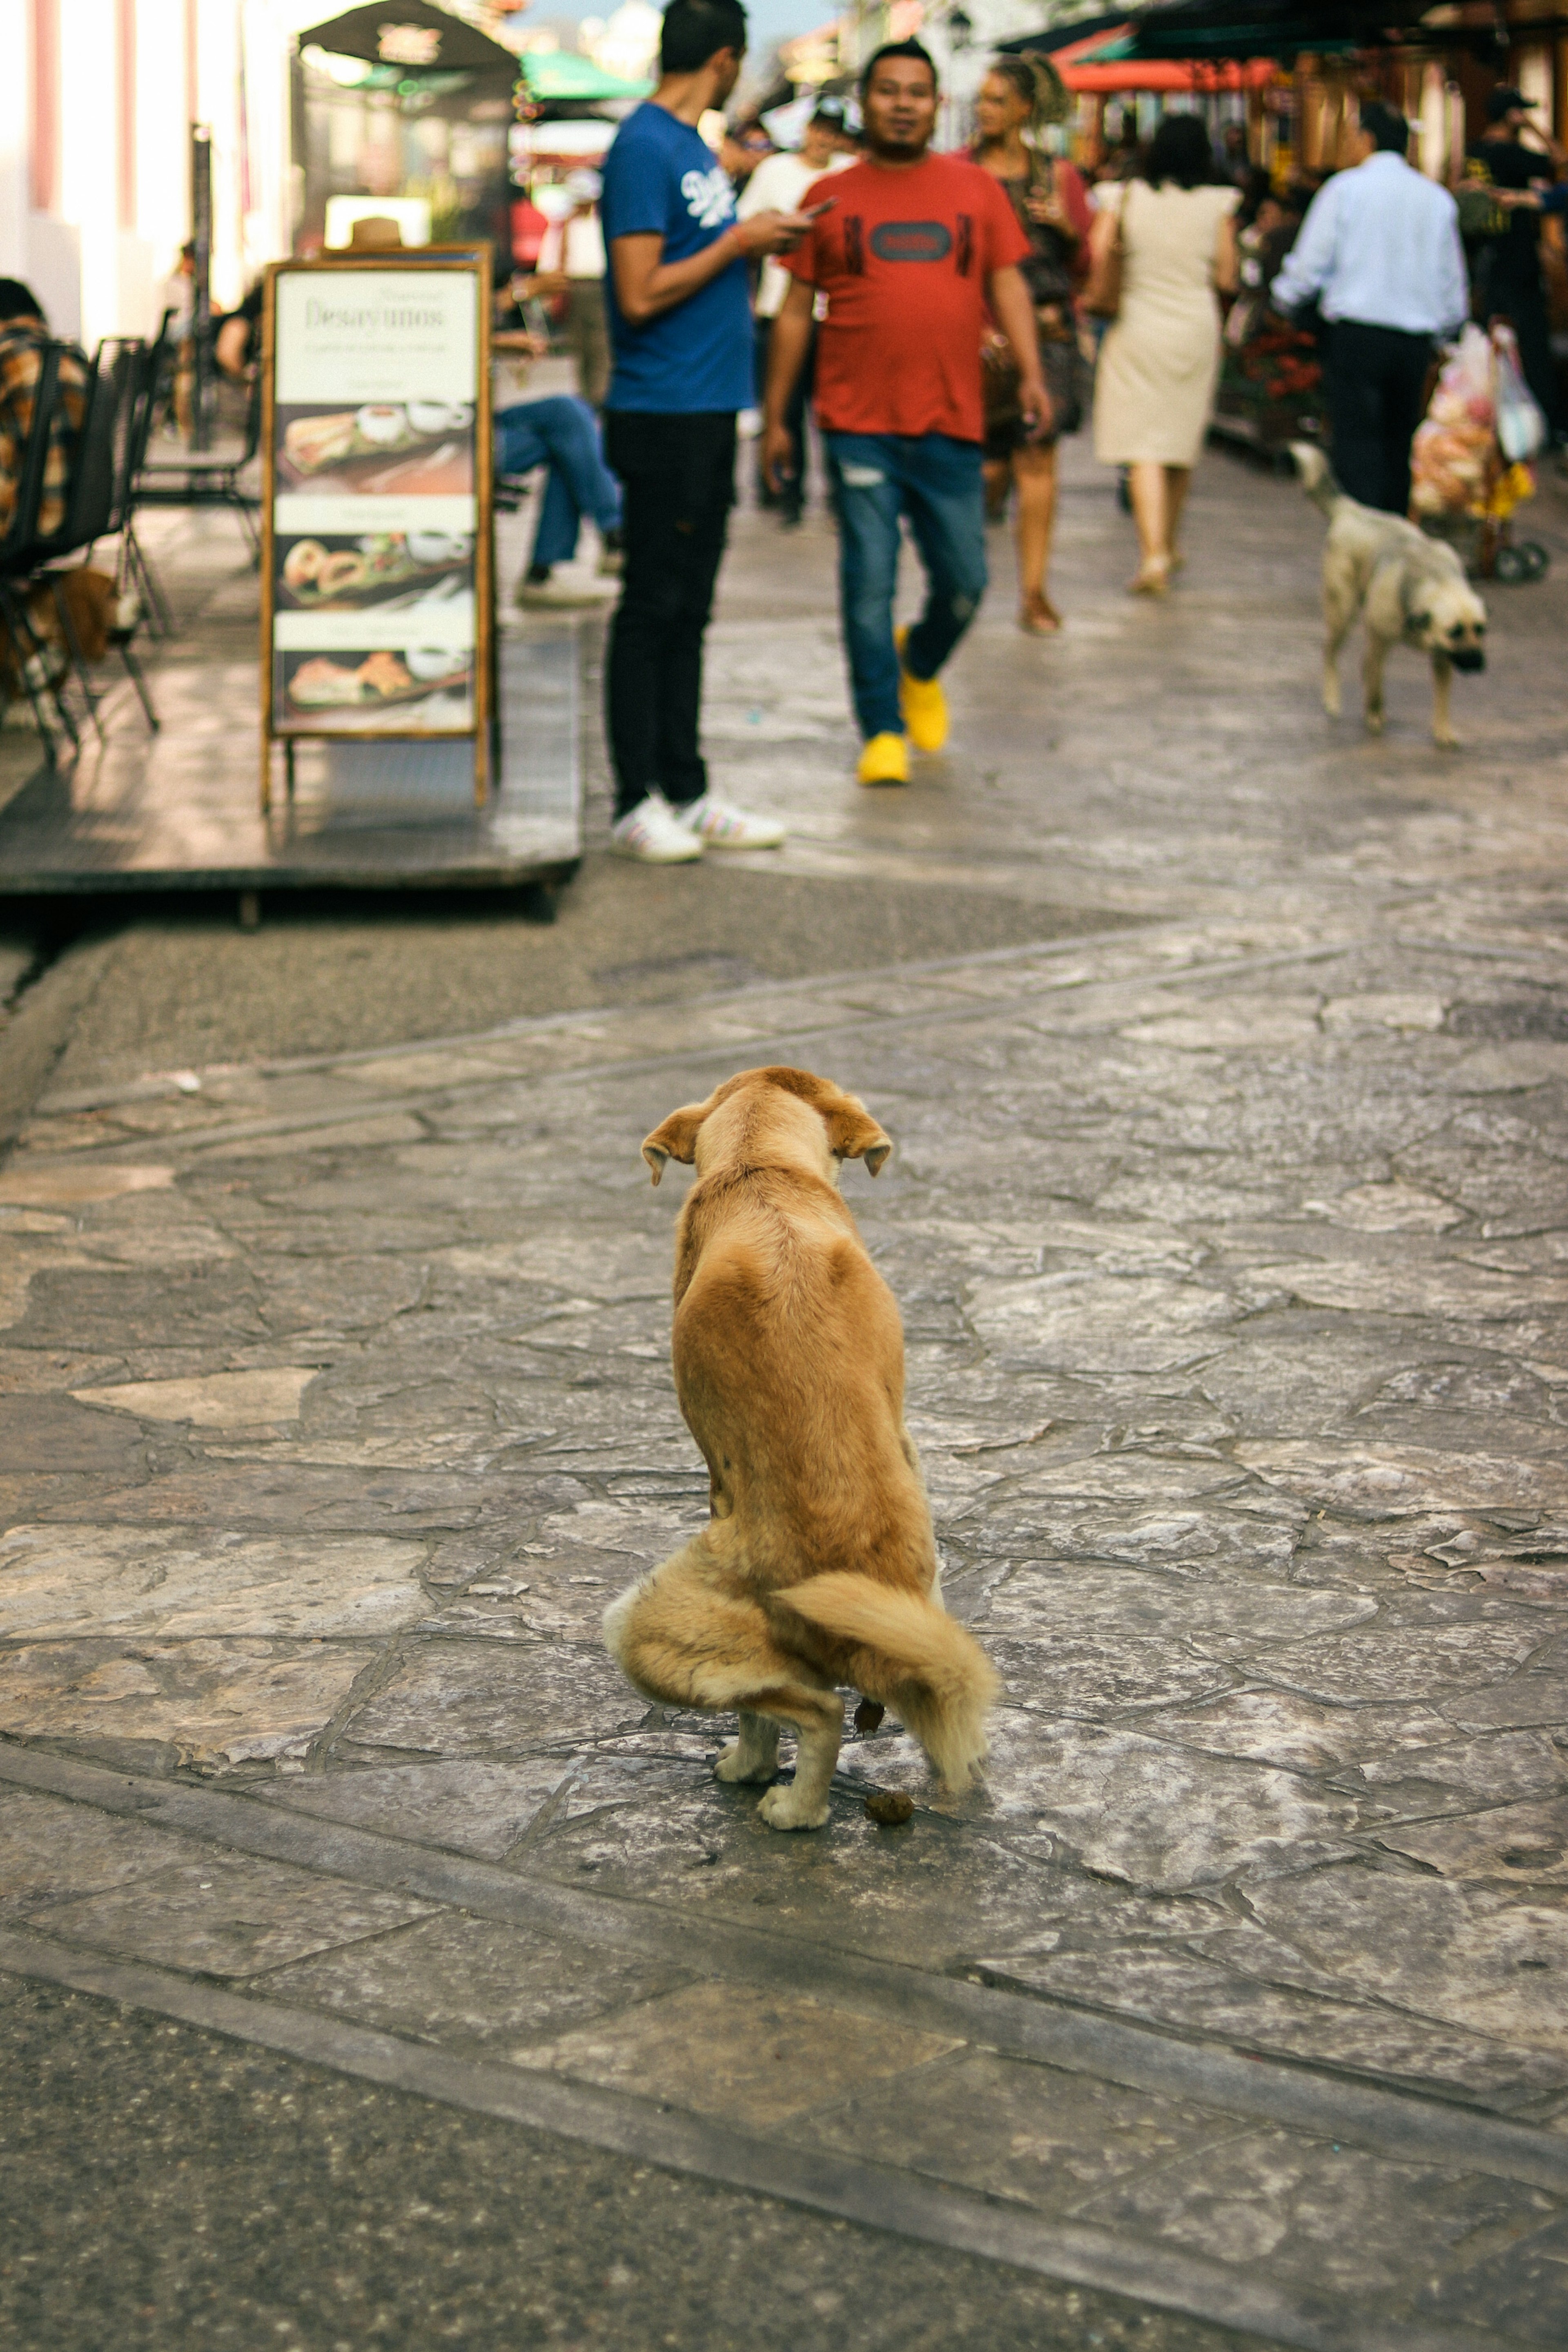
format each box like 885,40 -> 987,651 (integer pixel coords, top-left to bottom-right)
601,103 -> 753,414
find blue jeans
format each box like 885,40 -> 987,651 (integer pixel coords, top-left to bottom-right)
824,430 -> 987,740
495,394 -> 622,570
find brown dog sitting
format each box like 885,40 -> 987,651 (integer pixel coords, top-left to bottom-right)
0,566 -> 131,705
603,1065 -> 998,1831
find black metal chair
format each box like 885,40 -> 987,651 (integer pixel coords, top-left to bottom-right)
133,356 -> 262,563
113,322 -> 178,636
32,339 -> 159,736
0,343 -> 80,757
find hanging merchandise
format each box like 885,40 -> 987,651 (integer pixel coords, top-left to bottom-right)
1410,326 -> 1496,518
1409,323 -> 1549,584
1492,322 -> 1547,464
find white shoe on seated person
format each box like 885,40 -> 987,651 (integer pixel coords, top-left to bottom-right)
678,794 -> 786,850
610,791 -> 704,863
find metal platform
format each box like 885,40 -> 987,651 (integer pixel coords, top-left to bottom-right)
0,508 -> 583,898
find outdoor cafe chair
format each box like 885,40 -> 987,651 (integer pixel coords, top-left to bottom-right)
133,358 -> 263,564
0,343 -> 82,759
115,319 -> 177,638
30,337 -> 159,739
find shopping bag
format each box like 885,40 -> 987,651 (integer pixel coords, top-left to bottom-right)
1410,326 -> 1497,517
1492,323 -> 1547,463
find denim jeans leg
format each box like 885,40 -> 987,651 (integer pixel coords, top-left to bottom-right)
498,396 -> 623,569
899,436 -> 988,681
825,431 -> 903,739
533,465 -> 581,569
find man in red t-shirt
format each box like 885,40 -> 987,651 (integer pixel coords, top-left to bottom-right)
762,40 -> 1049,786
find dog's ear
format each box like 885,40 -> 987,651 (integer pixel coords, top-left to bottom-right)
641,1103 -> 706,1186
824,1100 -> 892,1177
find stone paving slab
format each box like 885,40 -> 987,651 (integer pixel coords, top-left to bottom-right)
3,908 -> 1568,2339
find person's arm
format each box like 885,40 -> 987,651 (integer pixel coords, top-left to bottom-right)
611,209 -> 811,326
214,316 -> 252,379
987,262 -> 1051,437
1213,204 -> 1239,296
1435,201 -> 1470,339
762,276 -> 816,492
1269,178 -> 1338,316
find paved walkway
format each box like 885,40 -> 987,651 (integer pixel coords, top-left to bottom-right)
2,438 -> 1568,2349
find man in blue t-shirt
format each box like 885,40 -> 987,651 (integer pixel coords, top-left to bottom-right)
601,0 -> 815,861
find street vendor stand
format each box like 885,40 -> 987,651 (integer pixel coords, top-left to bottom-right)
258,247 -> 494,814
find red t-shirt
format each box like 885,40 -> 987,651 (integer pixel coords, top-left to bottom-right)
784,153 -> 1031,442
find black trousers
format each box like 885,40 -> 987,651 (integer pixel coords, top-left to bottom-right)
604,409 -> 735,815
1323,320 -> 1434,514
753,316 -> 816,516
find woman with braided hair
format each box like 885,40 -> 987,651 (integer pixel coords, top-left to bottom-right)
971,53 -> 1091,633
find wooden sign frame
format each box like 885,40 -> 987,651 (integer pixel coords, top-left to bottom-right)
259,248 -> 494,814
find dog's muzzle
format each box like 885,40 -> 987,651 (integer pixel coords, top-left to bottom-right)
1449,648 -> 1486,673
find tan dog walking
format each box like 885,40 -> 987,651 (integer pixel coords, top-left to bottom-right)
604,1065 -> 998,1831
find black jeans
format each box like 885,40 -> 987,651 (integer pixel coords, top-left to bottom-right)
753,317 -> 815,516
604,410 -> 735,815
1323,320 -> 1434,514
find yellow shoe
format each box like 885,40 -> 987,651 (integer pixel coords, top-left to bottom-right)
857,731 -> 910,787
895,626 -> 948,752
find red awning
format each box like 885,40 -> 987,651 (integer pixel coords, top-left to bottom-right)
1060,55 -> 1279,92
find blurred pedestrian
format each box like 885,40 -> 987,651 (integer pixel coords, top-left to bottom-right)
971,53 -> 1090,633
763,40 -> 1047,788
1468,86 -> 1567,444
738,99 -> 854,523
601,0 -> 814,861
1088,113 -> 1239,593
532,169 -> 611,408
1271,100 -> 1466,513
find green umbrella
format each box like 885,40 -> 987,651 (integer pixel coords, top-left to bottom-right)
519,51 -> 653,103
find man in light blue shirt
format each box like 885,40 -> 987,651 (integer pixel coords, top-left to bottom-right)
1273,100 -> 1468,513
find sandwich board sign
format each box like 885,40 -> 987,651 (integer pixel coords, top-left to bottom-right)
259,251 -> 493,811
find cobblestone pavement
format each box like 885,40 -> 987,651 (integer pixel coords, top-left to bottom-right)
2,443 -> 1568,2349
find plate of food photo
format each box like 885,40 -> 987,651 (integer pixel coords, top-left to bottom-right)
278,646 -> 472,728
276,402 -> 475,495
278,531 -> 473,611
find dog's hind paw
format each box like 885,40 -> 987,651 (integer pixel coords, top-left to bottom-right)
1363,710 -> 1384,736
758,1782 -> 829,1831
1432,727 -> 1459,750
715,1739 -> 776,1784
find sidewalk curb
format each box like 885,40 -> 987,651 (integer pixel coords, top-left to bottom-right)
0,933 -> 117,1154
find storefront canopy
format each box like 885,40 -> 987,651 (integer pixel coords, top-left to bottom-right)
1103,0 -> 1437,63
517,51 -> 653,103
298,1 -> 519,74
1003,14 -> 1273,91
1063,53 -> 1280,91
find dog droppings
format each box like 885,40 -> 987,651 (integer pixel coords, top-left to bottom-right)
865,1790 -> 914,1826
854,1698 -> 885,1735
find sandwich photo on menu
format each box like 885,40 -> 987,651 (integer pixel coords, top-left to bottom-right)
278,530 -> 474,610
276,401 -> 474,496
275,647 -> 473,731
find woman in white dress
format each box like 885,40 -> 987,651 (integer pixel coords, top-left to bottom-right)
1089,114 -> 1239,594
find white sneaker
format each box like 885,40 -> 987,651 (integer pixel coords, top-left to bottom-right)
679,793 -> 786,850
610,791 -> 704,863
514,571 -> 619,608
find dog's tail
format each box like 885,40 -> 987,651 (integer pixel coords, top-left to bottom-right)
773,1574 -> 999,1792
1291,441 -> 1343,519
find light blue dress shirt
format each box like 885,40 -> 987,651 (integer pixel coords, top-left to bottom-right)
1272,151 -> 1468,336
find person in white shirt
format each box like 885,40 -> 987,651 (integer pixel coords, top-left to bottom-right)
1271,99 -> 1468,513
532,169 -> 612,407
737,99 -> 855,523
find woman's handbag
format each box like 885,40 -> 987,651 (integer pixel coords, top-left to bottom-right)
1081,186 -> 1127,321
